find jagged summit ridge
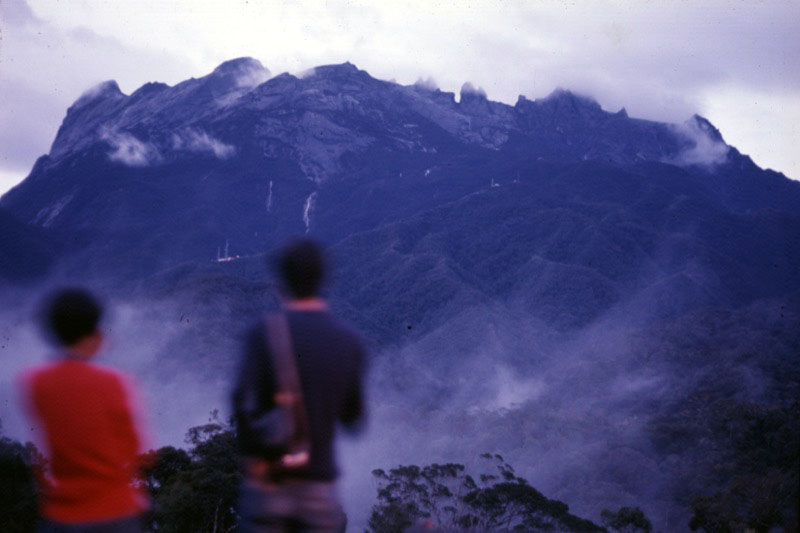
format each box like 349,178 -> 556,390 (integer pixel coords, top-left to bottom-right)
71,80 -> 125,111
40,57 -> 743,182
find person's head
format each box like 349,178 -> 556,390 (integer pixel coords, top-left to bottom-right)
274,239 -> 326,299
41,288 -> 104,355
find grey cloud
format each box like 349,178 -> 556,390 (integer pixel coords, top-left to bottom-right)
359,1 -> 799,126
0,78 -> 66,174
512,1 -> 800,92
0,0 -> 40,26
0,0 -> 195,190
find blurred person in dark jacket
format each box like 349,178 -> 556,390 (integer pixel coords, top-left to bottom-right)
233,239 -> 367,532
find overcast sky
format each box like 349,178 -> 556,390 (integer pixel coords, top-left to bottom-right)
1,0 -> 798,194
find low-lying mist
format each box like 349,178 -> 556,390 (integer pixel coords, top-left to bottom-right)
340,302 -> 677,530
1,281 -> 796,531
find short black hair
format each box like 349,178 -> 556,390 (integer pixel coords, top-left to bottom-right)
274,239 -> 326,298
42,288 -> 103,346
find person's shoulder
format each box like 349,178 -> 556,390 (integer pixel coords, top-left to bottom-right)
19,360 -> 128,392
19,359 -> 68,386
87,363 -> 135,389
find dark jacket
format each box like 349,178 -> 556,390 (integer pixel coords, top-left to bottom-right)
232,309 -> 366,481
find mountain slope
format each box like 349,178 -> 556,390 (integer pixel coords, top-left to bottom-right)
2,59 -> 798,302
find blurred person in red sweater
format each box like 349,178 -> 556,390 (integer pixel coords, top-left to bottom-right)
19,288 -> 150,533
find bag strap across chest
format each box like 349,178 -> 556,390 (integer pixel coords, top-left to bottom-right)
265,313 -> 310,462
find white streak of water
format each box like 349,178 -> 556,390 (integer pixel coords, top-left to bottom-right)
303,191 -> 318,233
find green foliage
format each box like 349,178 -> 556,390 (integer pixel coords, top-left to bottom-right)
600,506 -> 652,532
368,454 -> 605,532
682,401 -> 800,532
641,302 -> 800,532
652,395 -> 799,532
688,469 -> 798,533
140,412 -> 242,532
0,432 -> 40,533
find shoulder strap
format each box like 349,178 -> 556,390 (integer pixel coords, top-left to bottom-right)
264,313 -> 310,449
265,313 -> 298,395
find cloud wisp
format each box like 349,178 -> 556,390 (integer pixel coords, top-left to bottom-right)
668,119 -> 730,169
99,126 -> 236,167
101,128 -> 163,167
171,128 -> 236,159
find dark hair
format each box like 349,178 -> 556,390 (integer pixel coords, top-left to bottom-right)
42,288 -> 103,346
274,239 -> 326,298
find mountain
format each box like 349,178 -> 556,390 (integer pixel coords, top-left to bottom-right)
1,59 -> 799,529
0,207 -> 58,282
2,58 -> 799,333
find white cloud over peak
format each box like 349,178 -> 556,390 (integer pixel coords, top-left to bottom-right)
101,128 -> 162,167
669,120 -> 730,169
100,127 -> 236,166
171,129 -> 236,159
460,82 -> 487,98
413,77 -> 439,91
232,63 -> 271,90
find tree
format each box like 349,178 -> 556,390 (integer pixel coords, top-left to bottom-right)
368,453 -> 605,532
0,420 -> 41,533
675,401 -> 800,533
140,411 -> 241,532
688,469 -> 798,533
600,506 -> 652,533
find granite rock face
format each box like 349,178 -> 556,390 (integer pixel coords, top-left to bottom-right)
1,59 -> 798,331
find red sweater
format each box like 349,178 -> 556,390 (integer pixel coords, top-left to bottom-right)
21,359 -> 149,523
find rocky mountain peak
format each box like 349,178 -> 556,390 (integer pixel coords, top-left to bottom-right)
208,57 -> 271,89
539,88 -> 602,113
459,82 -> 487,101
690,114 -> 725,144
307,61 -> 368,81
70,80 -> 125,112
130,81 -> 170,99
